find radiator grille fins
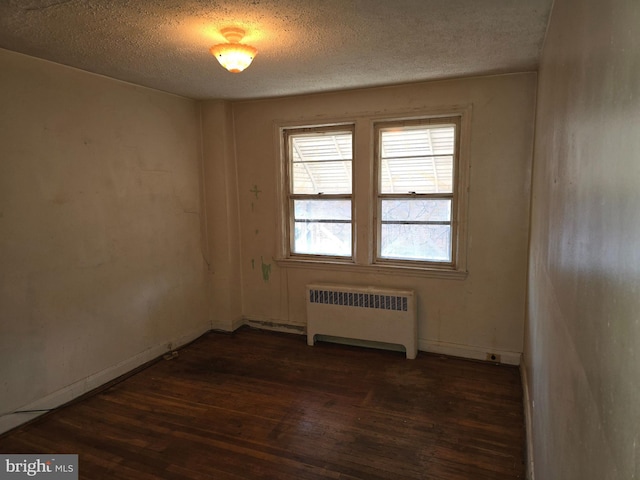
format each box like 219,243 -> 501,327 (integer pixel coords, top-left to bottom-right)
309,289 -> 408,312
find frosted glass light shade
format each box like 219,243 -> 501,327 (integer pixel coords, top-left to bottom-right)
210,27 -> 257,73
210,43 -> 257,73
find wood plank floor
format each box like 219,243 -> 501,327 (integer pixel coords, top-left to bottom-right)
0,327 -> 525,479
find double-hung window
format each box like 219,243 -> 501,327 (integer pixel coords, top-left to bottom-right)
375,117 -> 460,267
284,125 -> 354,259
280,114 -> 466,274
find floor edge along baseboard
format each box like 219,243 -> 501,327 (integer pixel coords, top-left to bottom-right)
0,325 -> 209,436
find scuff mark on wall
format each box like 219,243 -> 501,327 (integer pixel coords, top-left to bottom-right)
249,186 -> 261,213
250,185 -> 262,199
260,256 -> 271,282
251,258 -> 255,270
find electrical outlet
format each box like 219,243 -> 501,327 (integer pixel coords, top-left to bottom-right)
486,353 -> 501,363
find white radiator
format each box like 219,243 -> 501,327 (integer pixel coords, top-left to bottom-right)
306,284 -> 418,359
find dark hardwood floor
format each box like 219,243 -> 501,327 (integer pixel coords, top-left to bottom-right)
0,327 -> 525,479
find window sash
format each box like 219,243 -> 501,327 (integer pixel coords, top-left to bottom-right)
377,196 -> 453,263
374,117 -> 460,266
284,126 -> 354,259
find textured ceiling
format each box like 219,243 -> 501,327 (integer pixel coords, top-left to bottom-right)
0,0 -> 553,100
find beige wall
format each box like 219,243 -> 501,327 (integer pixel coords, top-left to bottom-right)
200,100 -> 243,330
525,0 -> 640,477
231,74 -> 536,362
0,49 -> 210,433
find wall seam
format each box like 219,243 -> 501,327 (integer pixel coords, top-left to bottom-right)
228,102 -> 245,322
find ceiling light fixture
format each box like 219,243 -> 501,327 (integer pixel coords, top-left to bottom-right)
210,27 -> 257,73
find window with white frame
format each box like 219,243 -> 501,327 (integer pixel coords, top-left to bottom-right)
280,114 -> 466,274
283,125 -> 354,258
375,117 -> 460,266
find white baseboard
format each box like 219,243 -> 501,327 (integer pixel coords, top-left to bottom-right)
0,325 -> 210,435
520,355 -> 535,480
210,314 -> 244,333
420,339 -> 521,365
231,316 -> 247,332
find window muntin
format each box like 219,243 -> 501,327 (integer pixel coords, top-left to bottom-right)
375,118 -> 460,265
285,126 -> 354,258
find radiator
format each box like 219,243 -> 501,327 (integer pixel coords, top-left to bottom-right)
306,284 -> 418,359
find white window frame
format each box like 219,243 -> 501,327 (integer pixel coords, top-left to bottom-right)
282,124 -> 355,262
275,107 -> 470,280
373,116 -> 462,270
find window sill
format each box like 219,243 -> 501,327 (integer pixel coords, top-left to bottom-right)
274,257 -> 468,280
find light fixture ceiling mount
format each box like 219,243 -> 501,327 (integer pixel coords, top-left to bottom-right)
210,27 -> 257,73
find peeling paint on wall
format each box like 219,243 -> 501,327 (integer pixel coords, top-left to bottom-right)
260,256 -> 271,282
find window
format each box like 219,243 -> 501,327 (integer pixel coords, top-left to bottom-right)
279,112 -> 467,276
375,117 -> 460,266
284,125 -> 354,258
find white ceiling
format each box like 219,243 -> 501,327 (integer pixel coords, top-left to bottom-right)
0,0 -> 553,100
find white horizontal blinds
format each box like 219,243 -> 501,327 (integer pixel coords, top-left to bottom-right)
377,119 -> 458,263
287,127 -> 353,257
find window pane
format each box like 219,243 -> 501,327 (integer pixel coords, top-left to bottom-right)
292,133 -> 352,162
293,199 -> 351,256
294,222 -> 351,256
380,156 -> 453,194
292,161 -> 352,194
294,200 -> 351,221
381,199 -> 451,222
380,224 -> 451,262
380,125 -> 455,194
381,126 -> 455,157
291,132 -> 352,194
